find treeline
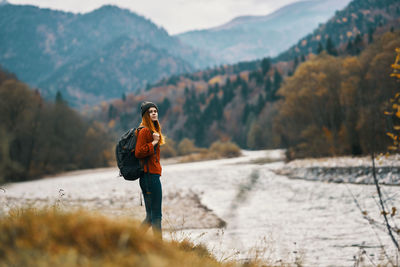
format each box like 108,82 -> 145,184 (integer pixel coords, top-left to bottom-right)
92,57 -> 283,149
0,69 -> 113,183
171,32 -> 400,158
276,31 -> 399,158
148,60 -> 260,89
175,59 -> 282,148
164,32 -> 399,158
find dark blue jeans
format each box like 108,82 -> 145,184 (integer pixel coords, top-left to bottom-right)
139,173 -> 162,236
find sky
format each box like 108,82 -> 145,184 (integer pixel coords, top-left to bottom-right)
6,0 -> 302,34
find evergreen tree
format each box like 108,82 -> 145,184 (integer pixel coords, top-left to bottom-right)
158,98 -> 171,119
293,57 -> 299,71
264,77 -> 272,94
199,92 -> 206,105
346,40 -> 354,55
242,103 -> 251,123
107,104 -> 117,120
55,91 -> 65,105
368,27 -> 374,44
202,95 -> 223,123
326,37 -> 338,56
261,57 -> 271,75
183,88 -> 197,115
266,70 -> 283,102
213,83 -> 220,94
222,84 -> 234,106
234,75 -> 242,87
273,70 -> 282,92
241,83 -> 249,99
353,34 -> 363,55
256,94 -> 264,113
255,72 -> 264,85
317,42 -> 324,54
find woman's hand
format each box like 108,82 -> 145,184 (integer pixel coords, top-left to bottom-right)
152,133 -> 160,146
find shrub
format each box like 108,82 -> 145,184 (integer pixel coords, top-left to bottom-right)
161,138 -> 177,158
179,141 -> 242,163
210,141 -> 242,158
177,138 -> 200,156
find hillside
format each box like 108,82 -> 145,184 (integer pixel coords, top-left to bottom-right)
176,0 -> 351,64
276,0 -> 400,61
38,36 -> 193,105
0,4 -> 214,106
89,0 -> 400,161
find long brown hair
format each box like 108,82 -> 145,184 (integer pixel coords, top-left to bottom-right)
139,110 -> 165,145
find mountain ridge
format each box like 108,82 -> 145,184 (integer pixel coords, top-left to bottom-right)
176,0 -> 352,63
276,0 -> 400,61
38,35 -> 193,105
213,0 -> 336,30
0,3 -> 212,106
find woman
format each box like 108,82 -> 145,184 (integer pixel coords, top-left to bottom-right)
135,101 -> 165,239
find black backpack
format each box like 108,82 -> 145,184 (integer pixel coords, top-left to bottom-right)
115,127 -> 145,181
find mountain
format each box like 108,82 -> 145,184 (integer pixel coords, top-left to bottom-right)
0,4 -> 214,106
39,36 -> 193,105
276,0 -> 400,61
176,0 -> 352,64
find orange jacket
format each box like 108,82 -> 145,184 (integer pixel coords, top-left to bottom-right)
135,127 -> 162,175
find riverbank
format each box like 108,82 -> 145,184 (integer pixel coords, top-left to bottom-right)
272,154 -> 400,186
0,167 -> 225,230
1,150 -> 399,266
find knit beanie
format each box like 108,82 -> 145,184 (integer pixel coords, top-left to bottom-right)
141,101 -> 158,117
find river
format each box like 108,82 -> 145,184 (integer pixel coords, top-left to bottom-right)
1,150 -> 399,266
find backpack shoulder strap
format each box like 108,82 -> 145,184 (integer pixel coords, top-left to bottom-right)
135,126 -> 145,136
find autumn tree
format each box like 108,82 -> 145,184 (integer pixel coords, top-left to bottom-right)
0,80 -> 41,180
356,32 -> 400,153
276,53 -> 344,157
275,31 -> 400,158
0,72 -> 113,183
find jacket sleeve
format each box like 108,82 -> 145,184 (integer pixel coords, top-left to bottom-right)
135,128 -> 155,158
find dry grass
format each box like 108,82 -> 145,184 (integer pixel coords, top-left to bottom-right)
179,151 -> 220,163
248,157 -> 282,165
0,207 -> 274,267
179,141 -> 242,163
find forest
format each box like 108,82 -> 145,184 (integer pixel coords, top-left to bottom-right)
277,31 -> 399,158
92,30 -> 400,161
0,69 -> 113,183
